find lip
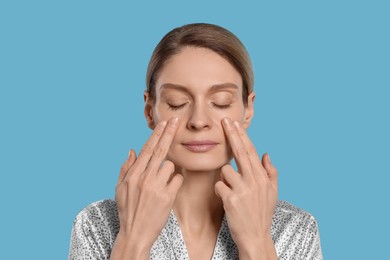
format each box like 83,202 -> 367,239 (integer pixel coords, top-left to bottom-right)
182,140 -> 218,153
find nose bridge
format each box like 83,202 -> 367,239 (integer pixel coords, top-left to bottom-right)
187,98 -> 210,130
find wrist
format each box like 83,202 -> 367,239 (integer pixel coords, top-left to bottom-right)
238,234 -> 277,260
110,230 -> 152,260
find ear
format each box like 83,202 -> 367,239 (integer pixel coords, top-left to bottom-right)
242,92 -> 255,129
144,91 -> 155,130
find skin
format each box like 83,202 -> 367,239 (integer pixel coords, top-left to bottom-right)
111,47 -> 278,260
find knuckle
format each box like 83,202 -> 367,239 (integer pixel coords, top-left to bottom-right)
216,181 -> 224,189
141,143 -> 154,156
115,184 -> 122,194
153,125 -> 164,137
221,164 -> 232,172
164,160 -> 174,168
153,145 -> 165,157
247,143 -> 256,154
139,182 -> 153,195
221,169 -> 229,179
225,194 -> 238,208
120,175 -> 129,184
120,161 -> 131,170
227,125 -> 235,135
237,128 -> 245,137
237,179 -> 248,190
234,147 -> 247,159
163,161 -> 175,172
138,175 -> 150,190
126,172 -> 137,183
174,174 -> 184,185
165,124 -> 176,135
137,179 -> 145,191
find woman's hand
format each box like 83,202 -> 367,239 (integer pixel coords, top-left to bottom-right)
215,117 -> 278,260
111,118 -> 183,260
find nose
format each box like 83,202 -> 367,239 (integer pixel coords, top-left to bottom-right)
186,103 -> 211,131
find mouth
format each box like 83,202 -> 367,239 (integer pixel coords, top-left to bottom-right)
182,140 -> 218,153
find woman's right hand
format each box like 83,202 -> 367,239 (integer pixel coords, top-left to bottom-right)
110,117 -> 183,260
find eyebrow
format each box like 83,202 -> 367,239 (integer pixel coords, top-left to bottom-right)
159,83 -> 239,92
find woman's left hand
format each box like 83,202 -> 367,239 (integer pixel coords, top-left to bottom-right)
215,117 -> 278,259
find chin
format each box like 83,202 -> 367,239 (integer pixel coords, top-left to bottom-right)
173,158 -> 228,172
167,148 -> 233,172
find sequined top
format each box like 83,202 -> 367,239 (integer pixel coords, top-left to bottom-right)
68,199 -> 322,259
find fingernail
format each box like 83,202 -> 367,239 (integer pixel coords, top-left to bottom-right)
234,121 -> 240,128
267,154 -> 272,163
128,149 -> 132,158
222,117 -> 230,125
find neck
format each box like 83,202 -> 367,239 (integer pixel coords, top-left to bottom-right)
173,167 -> 224,232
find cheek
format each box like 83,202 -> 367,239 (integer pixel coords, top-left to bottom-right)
153,105 -> 174,122
213,107 -> 245,122
154,105 -> 188,123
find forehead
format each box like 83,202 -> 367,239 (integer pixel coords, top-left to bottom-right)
155,47 -> 243,94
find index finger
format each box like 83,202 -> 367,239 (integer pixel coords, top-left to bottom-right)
145,117 -> 179,175
222,117 -> 253,178
132,120 -> 168,171
233,120 -> 267,176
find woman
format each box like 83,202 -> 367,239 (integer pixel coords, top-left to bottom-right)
69,23 -> 323,260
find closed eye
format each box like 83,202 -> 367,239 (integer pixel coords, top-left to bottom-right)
168,103 -> 187,111
212,103 -> 232,109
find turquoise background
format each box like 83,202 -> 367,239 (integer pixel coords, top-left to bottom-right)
1,1 -> 389,259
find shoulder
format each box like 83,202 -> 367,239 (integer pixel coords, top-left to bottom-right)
273,200 -> 320,233
272,200 -> 322,259
69,199 -> 119,259
74,199 -> 118,222
71,199 -> 120,241
274,200 -> 317,221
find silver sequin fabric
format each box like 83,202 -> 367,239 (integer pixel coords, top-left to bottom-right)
68,199 -> 323,259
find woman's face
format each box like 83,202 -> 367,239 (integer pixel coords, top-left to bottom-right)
145,47 -> 255,171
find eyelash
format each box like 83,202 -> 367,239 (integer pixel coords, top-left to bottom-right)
168,103 -> 231,111
168,103 -> 187,111
212,103 -> 231,109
